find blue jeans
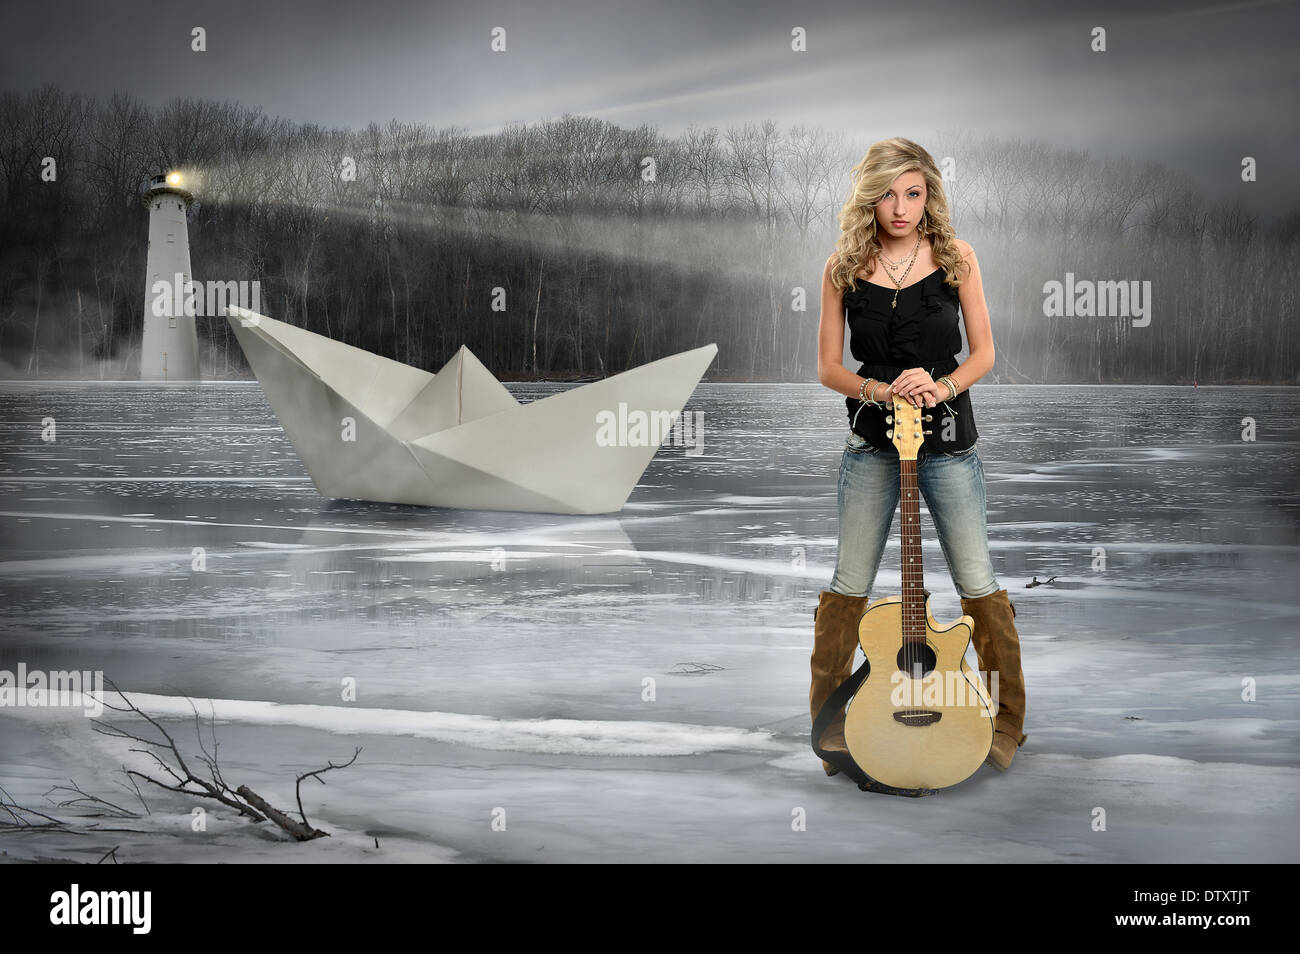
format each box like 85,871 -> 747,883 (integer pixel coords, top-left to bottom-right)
830,431 -> 1001,600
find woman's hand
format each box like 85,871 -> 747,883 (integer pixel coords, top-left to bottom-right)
889,368 -> 942,408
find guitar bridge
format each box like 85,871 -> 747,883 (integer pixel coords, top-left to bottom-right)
893,709 -> 943,727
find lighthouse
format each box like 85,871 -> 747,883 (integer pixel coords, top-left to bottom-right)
140,172 -> 199,380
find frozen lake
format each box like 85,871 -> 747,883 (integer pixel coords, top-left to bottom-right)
1,380 -> 1298,863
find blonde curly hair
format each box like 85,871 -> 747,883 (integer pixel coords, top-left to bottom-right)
831,138 -> 967,294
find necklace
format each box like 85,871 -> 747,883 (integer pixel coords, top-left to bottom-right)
879,232 -> 922,309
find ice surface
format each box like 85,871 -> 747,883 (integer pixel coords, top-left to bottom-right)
0,381 -> 1297,862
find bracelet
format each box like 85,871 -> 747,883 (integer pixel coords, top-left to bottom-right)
937,375 -> 959,401
859,377 -> 885,406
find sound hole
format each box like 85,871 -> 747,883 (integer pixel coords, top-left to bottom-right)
895,643 -> 937,678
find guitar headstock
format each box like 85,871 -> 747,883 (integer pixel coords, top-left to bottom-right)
888,393 -> 928,461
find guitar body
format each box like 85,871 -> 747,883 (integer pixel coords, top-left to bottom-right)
843,594 -> 995,790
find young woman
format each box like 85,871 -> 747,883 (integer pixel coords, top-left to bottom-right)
810,138 -> 1027,779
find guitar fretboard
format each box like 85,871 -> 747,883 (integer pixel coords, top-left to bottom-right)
899,458 -> 926,645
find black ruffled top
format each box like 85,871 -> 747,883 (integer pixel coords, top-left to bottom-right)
842,266 -> 979,454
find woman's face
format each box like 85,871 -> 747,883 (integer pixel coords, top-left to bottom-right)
874,172 -> 928,237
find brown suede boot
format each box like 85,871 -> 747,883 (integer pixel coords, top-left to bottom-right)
810,590 -> 868,776
960,588 -> 1028,771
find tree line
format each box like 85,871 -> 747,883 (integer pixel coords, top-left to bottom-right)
1,83 -> 1296,383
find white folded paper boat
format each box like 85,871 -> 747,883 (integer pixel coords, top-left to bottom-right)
225,306 -> 717,514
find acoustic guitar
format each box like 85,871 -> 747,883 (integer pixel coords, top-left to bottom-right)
840,393 -> 995,792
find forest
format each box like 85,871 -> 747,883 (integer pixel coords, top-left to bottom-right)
1,83 -> 1296,383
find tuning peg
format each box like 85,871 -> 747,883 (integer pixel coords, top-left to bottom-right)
886,429 -> 893,438
885,415 -> 893,423
923,414 -> 932,421
923,429 -> 933,435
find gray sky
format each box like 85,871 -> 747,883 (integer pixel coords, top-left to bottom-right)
2,0 -> 1297,220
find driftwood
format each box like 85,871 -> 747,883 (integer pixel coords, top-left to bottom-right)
94,678 -> 262,820
47,779 -> 140,818
232,748 -> 363,841
46,678 -> 364,843
294,749 -> 361,830
236,786 -> 325,841
0,782 -> 65,830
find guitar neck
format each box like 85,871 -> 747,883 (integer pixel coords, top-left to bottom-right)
899,457 -> 926,644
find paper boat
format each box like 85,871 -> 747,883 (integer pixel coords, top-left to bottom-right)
225,306 -> 717,514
